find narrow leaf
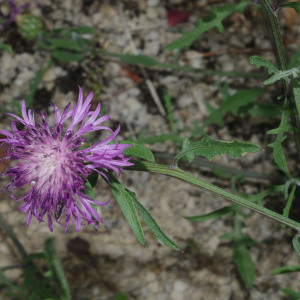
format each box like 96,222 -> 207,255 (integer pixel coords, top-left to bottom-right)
248,102 -> 281,118
105,173 -> 145,246
264,68 -> 300,85
293,84 -> 300,121
128,189 -> 180,250
280,2 -> 300,12
185,205 -> 238,221
44,237 -> 71,300
199,88 -> 263,131
288,46 -> 300,68
121,141 -> 155,162
82,181 -> 99,216
51,50 -> 84,62
116,292 -> 128,300
25,60 -> 53,109
0,43 -> 14,54
67,26 -> 96,34
267,101 -> 290,174
280,288 -> 300,299
163,88 -> 176,133
273,265 -> 300,275
87,171 -> 99,188
46,38 -> 83,51
53,26 -> 96,35
282,185 -> 296,221
120,54 -> 159,67
233,242 -> 256,288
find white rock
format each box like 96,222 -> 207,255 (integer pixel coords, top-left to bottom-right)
174,280 -> 188,292
104,62 -> 121,77
19,53 -> 35,67
2,52 -> 17,70
14,70 -> 35,87
178,94 -> 194,108
147,7 -> 158,19
43,67 -> 56,82
186,50 -> 203,69
145,40 -> 160,56
0,244 -> 9,254
92,286 -> 101,296
127,87 -> 141,97
145,30 -> 160,41
147,0 -> 159,7
159,75 -> 178,85
169,291 -> 184,300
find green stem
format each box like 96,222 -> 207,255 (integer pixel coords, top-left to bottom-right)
293,232 -> 300,259
0,211 -> 27,259
127,160 -> 300,231
260,0 -> 300,161
260,0 -> 287,71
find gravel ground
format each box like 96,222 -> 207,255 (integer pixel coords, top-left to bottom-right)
0,0 -> 300,299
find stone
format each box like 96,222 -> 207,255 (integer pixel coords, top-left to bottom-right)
147,0 -> 159,7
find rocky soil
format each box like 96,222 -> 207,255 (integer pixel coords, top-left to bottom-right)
0,0 -> 300,299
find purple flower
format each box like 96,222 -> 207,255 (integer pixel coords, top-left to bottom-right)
0,0 -> 29,29
0,87 -> 133,232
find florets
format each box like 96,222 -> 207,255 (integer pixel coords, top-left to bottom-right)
0,86 -> 133,232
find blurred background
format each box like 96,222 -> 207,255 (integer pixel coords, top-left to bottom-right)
0,0 -> 300,299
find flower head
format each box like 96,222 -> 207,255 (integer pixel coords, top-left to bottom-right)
0,86 -> 133,232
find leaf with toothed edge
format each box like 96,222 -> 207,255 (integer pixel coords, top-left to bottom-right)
165,2 -> 250,50
175,136 -> 261,167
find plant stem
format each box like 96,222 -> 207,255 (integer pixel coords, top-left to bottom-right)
260,0 -> 300,161
293,232 -> 300,259
153,151 -> 285,183
103,51 -> 266,78
127,160 -> 300,231
0,211 -> 27,259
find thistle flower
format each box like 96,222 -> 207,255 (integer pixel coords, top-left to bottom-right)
0,87 -> 133,232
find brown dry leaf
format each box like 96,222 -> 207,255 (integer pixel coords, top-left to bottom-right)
119,67 -> 143,84
284,0 -> 298,34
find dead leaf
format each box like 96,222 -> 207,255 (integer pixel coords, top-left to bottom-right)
284,0 -> 298,34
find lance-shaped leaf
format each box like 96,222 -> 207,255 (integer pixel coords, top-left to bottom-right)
121,141 -> 155,162
273,265 -> 300,275
267,102 -> 290,174
221,216 -> 256,288
51,50 -> 84,63
44,237 -> 71,300
280,2 -> 300,12
293,85 -> 300,121
174,136 -> 261,166
0,43 -> 14,54
120,54 -> 159,67
165,2 -> 249,50
264,68 -> 300,85
128,189 -> 180,251
198,88 -> 263,131
185,205 -> 238,222
105,172 -> 145,246
233,241 -> 256,288
45,37 -> 84,52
